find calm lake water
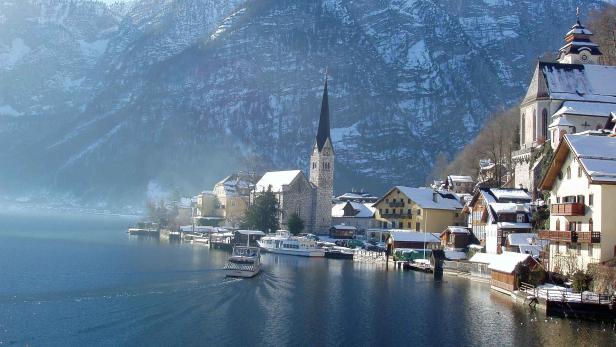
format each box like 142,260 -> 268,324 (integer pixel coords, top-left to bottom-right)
0,212 -> 615,346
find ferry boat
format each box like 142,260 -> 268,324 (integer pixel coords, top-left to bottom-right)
257,231 -> 325,257
224,246 -> 261,278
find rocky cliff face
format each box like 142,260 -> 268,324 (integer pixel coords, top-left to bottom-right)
0,0 -> 609,206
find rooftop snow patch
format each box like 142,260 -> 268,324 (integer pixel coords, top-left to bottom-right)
490,189 -> 531,202
567,134 -> 616,182
448,175 -> 473,183
395,187 -> 462,210
389,231 -> 441,243
332,201 -> 375,218
255,170 -> 302,193
553,101 -> 616,118
488,252 -> 532,274
542,63 -> 616,103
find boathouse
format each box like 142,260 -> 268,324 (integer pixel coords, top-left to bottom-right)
488,252 -> 537,295
388,231 -> 441,250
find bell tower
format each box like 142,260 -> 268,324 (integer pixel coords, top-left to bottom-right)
309,71 -> 334,235
557,8 -> 602,65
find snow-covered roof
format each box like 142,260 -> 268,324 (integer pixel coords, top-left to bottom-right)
469,252 -> 499,264
507,233 -> 539,246
497,222 -> 532,230
448,175 -> 473,183
553,101 -> 616,118
389,231 -> 440,243
236,230 -> 265,236
214,173 -> 256,196
519,245 -> 544,257
566,27 -> 593,36
336,192 -> 378,202
394,187 -> 462,210
490,202 -> 529,214
255,170 -> 303,193
548,116 -> 575,128
567,134 -> 616,183
444,250 -> 467,260
331,201 -> 375,218
443,226 -> 470,235
490,189 -> 531,202
542,64 -> 616,103
331,225 -> 357,230
488,252 -> 532,274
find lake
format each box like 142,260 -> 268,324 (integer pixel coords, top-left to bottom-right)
0,212 -> 614,346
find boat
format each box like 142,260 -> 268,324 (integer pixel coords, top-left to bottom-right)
193,234 -> 210,245
324,246 -> 354,260
224,234 -> 262,278
127,222 -> 159,236
257,231 -> 325,257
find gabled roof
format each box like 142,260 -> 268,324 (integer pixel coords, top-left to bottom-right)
541,134 -> 616,189
255,170 -> 304,193
331,201 -> 375,218
488,252 -> 533,274
523,62 -> 616,105
376,186 -> 462,210
448,175 -> 473,183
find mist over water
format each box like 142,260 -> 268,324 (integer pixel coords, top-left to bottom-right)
0,212 -> 614,346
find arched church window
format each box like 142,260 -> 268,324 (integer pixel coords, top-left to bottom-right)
542,109 -> 548,140
532,109 -> 537,141
521,113 -> 526,144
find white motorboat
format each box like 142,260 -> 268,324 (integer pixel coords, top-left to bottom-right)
224,246 -> 261,278
257,231 -> 325,257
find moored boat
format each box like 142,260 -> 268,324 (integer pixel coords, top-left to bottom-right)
257,231 -> 325,257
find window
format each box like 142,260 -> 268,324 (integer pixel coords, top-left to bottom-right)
589,194 -> 594,206
577,221 -> 582,232
532,108 -> 537,141
385,209 -> 389,214
407,222 -> 412,228
415,222 -> 420,231
542,108 -> 548,139
577,195 -> 584,205
589,218 -> 593,232
521,113 -> 526,144
417,209 -> 421,216
379,209 -> 382,215
385,199 -> 389,203
556,219 -> 560,231
556,196 -> 561,203
566,167 -> 571,179
312,162 -> 316,169
516,214 -> 525,223
407,209 -> 412,216
407,199 -> 411,203
578,166 -> 583,177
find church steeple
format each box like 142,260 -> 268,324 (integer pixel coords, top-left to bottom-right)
557,8 -> 602,65
315,72 -> 331,152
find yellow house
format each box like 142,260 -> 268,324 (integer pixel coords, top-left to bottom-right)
373,186 -> 464,233
212,173 -> 257,228
539,134 -> 616,274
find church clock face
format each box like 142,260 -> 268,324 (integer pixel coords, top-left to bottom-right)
580,52 -> 590,62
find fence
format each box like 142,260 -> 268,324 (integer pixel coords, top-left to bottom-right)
353,249 -> 386,263
520,282 -> 614,305
443,261 -> 491,279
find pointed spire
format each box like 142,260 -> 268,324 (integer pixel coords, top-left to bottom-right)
576,7 -> 580,25
315,69 -> 331,152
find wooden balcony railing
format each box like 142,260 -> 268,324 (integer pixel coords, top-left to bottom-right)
550,203 -> 585,216
388,201 -> 405,208
538,230 -> 601,244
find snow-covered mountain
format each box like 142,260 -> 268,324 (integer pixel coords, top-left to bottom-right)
0,0 -> 609,206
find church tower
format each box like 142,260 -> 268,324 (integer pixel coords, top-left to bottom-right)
309,73 -> 334,235
556,8 -> 602,65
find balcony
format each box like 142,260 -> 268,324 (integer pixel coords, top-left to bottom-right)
388,201 -> 405,207
550,202 -> 585,216
538,230 -> 601,244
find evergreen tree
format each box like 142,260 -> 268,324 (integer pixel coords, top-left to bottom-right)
287,213 -> 305,236
243,188 -> 279,233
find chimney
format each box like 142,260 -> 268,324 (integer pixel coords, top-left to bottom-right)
433,192 -> 439,203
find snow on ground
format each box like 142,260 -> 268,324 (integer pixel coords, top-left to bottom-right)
0,104 -> 23,117
0,38 -> 31,70
78,39 -> 109,60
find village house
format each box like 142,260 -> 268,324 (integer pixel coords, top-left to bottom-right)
211,172 -> 257,228
335,190 -> 379,203
489,252 -> 538,295
329,225 -> 356,239
373,186 -> 464,233
513,14 -> 616,197
445,175 -> 474,194
539,133 -> 616,274
464,188 -> 533,254
440,226 -> 475,250
387,230 -> 441,250
252,76 -> 334,235
331,201 -> 378,235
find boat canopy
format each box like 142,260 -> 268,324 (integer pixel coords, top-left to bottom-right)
236,230 -> 265,236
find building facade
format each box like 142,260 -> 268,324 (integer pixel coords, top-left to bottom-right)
539,134 -> 616,274
373,187 -> 464,233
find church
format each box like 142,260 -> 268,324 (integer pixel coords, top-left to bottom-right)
513,11 -> 616,197
253,75 -> 334,235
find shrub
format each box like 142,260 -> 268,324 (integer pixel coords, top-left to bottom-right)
571,270 -> 591,293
